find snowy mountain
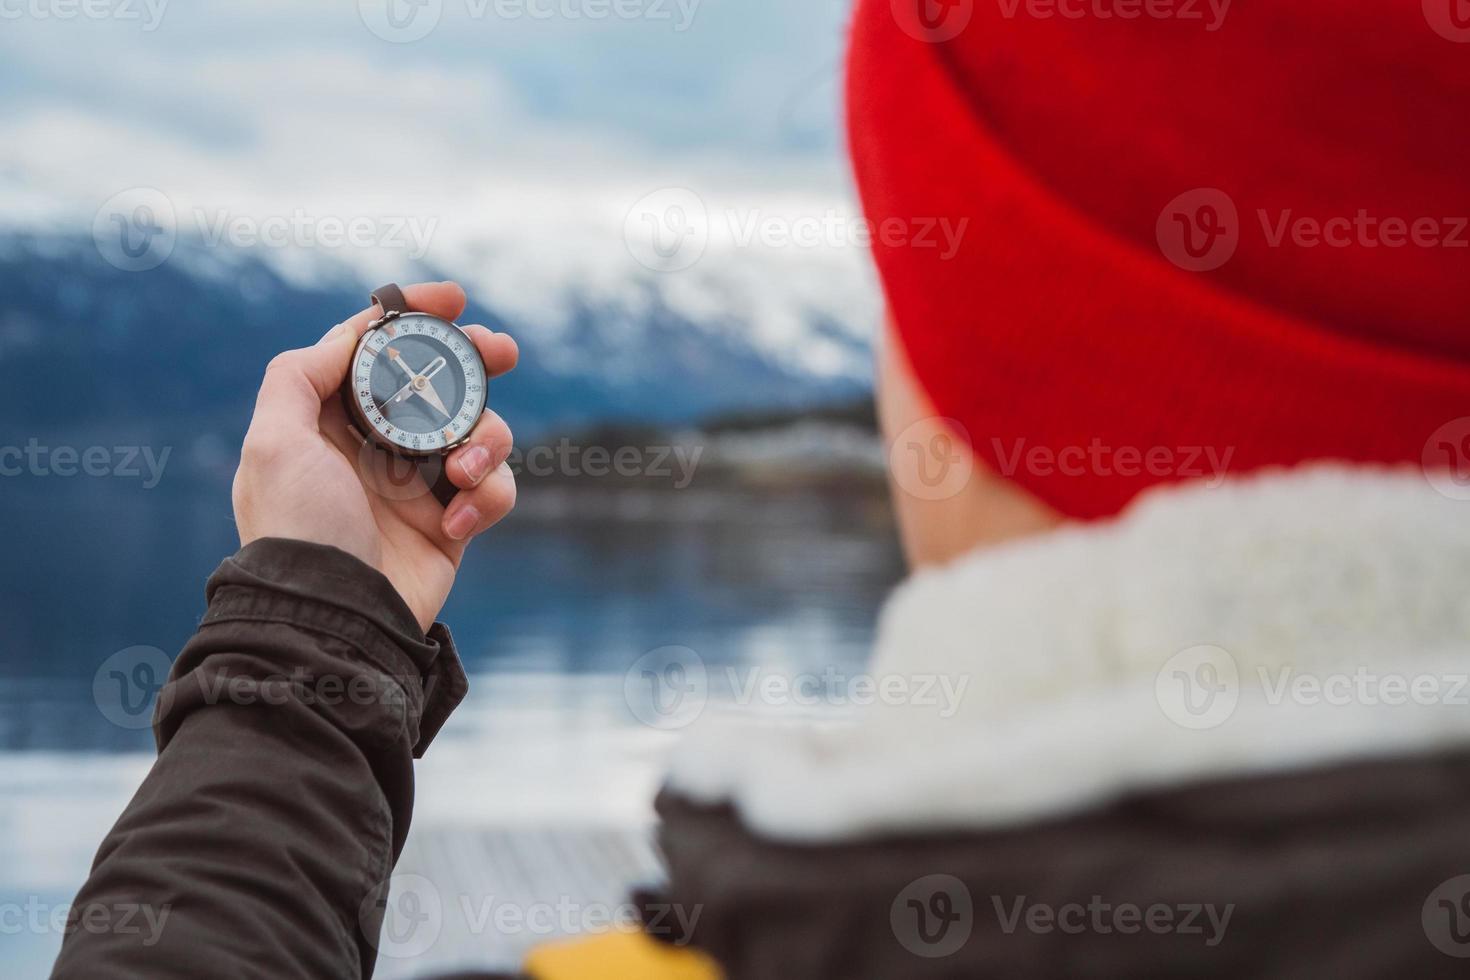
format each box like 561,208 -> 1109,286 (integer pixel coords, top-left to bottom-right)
0,228 -> 875,464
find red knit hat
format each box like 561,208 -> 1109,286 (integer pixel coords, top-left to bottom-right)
849,0 -> 1470,519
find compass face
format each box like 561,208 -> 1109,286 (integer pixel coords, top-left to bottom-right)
349,313 -> 486,456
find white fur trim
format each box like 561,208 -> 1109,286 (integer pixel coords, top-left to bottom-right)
665,464 -> 1470,842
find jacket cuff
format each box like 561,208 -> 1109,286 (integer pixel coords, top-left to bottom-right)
196,537 -> 468,756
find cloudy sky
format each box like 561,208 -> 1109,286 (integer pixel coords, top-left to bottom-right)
0,0 -> 876,368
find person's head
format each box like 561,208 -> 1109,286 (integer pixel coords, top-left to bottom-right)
853,0 -> 1470,570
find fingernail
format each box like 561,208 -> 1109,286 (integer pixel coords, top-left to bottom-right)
460,445 -> 491,484
445,504 -> 480,540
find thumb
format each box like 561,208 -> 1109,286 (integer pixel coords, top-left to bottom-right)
248,323 -> 360,436
249,281 -> 470,435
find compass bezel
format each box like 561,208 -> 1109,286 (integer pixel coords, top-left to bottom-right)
342,311 -> 487,460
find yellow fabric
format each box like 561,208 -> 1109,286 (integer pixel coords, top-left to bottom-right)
524,930 -> 722,980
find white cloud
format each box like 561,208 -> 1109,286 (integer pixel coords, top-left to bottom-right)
0,0 -> 878,378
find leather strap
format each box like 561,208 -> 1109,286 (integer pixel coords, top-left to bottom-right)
416,455 -> 461,508
370,283 -> 410,319
367,282 -> 460,508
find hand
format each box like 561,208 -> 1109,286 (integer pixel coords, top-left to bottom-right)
232,281 -> 520,631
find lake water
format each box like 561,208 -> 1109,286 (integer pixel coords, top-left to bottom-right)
0,476 -> 905,974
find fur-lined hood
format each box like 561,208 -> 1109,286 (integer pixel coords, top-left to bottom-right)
666,464 -> 1470,842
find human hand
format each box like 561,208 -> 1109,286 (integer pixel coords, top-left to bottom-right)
232,281 -> 520,631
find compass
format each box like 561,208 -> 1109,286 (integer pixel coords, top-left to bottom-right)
341,284 -> 488,505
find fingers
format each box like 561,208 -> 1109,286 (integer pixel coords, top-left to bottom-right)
460,325 -> 519,379
442,462 -> 517,542
440,408 -> 517,538
444,409 -> 514,490
250,282 -> 470,437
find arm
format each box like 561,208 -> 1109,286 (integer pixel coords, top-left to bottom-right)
52,282 -> 520,979
53,539 -> 464,979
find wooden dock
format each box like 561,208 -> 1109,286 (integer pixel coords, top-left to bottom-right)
374,824 -> 666,979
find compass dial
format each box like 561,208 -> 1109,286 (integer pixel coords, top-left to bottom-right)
348,313 -> 486,456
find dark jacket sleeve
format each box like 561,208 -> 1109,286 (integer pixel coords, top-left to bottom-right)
51,538 -> 468,980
